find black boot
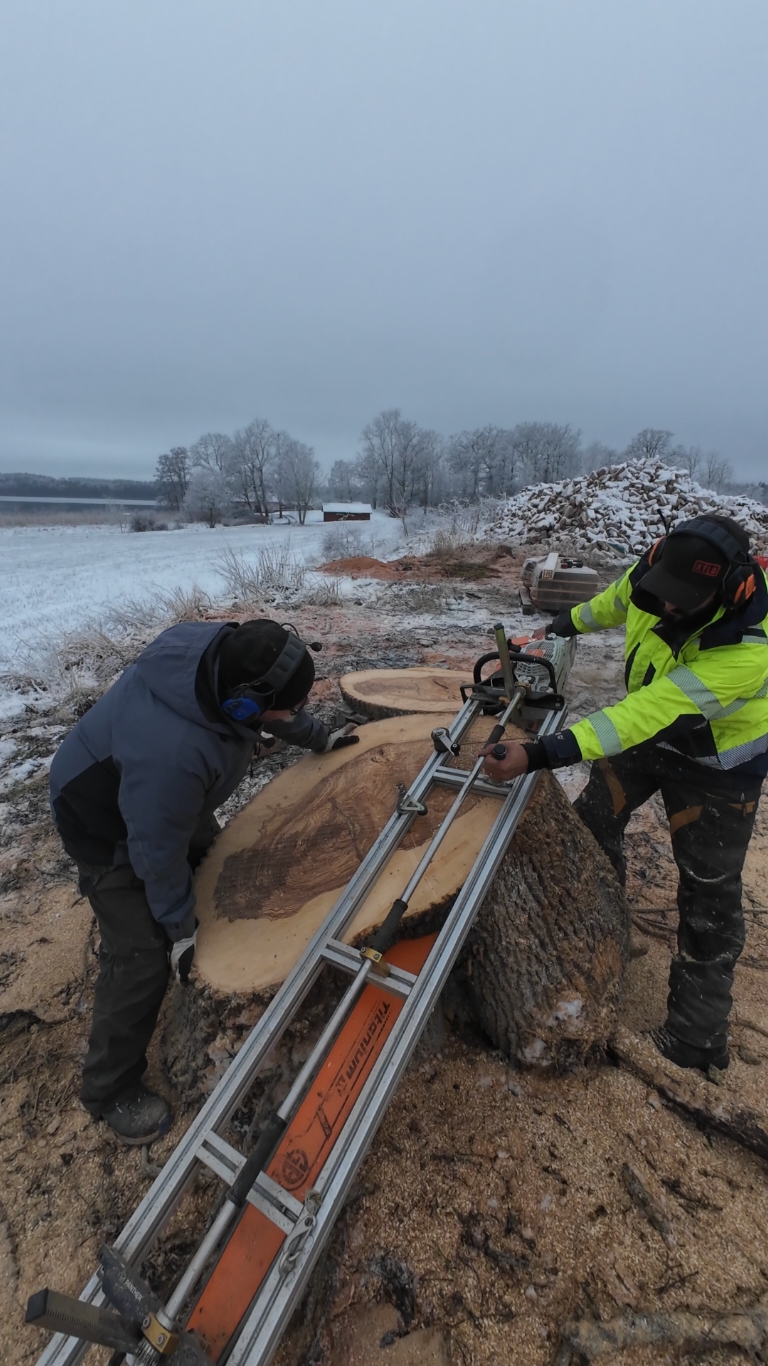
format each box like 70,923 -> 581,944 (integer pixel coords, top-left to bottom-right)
98,1084 -> 173,1144
651,1025 -> 729,1075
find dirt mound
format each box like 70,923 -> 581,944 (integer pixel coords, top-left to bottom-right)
317,555 -> 398,578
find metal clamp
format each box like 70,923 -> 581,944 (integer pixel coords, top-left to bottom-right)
278,1192 -> 322,1278
360,946 -> 390,977
395,783 -> 428,817
431,727 -> 460,756
141,1312 -> 179,1356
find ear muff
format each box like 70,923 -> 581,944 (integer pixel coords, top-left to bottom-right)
728,569 -> 756,608
648,536 -> 665,566
221,632 -> 308,722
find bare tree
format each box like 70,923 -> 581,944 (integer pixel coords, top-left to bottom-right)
183,468 -> 233,527
448,427 -> 512,499
283,440 -> 320,524
582,441 -> 619,473
229,418 -> 275,518
359,409 -> 425,513
352,448 -> 381,508
669,443 -> 701,479
412,430 -> 444,509
511,423 -> 582,484
327,459 -> 363,501
190,432 -> 233,475
624,429 -> 674,463
702,452 -> 734,492
156,447 -> 190,510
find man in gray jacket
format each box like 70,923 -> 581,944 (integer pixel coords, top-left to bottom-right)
49,618 -> 357,1143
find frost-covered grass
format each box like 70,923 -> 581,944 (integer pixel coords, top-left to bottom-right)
0,512 -> 407,675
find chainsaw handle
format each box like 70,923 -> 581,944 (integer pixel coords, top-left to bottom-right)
473,651 -> 501,684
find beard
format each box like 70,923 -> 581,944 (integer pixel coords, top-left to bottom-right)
660,595 -> 721,630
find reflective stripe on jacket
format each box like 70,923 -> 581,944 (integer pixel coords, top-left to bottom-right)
566,558 -> 768,776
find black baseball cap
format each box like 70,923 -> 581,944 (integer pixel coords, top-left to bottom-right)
642,525 -> 735,613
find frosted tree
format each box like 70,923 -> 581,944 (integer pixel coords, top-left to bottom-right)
624,429 -> 673,463
359,409 -> 425,513
183,468 -> 233,527
283,440 -> 320,524
582,441 -> 619,473
448,427 -> 516,498
511,423 -> 582,484
229,418 -> 275,518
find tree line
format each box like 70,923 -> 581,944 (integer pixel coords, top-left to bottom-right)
155,420 -> 320,526
156,414 -> 766,525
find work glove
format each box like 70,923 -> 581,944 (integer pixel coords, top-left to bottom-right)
169,919 -> 199,985
322,723 -> 360,753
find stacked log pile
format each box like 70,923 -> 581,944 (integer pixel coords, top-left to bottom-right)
493,459 -> 768,558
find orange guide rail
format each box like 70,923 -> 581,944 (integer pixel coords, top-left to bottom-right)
188,935 -> 437,1360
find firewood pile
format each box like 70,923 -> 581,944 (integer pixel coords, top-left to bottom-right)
493,459 -> 768,558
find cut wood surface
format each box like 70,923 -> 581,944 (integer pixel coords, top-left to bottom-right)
339,667 -> 472,719
194,712 -> 492,996
195,708 -> 627,1068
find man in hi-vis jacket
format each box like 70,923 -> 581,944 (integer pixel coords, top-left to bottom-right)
483,515 -> 768,1075
50,619 -> 358,1143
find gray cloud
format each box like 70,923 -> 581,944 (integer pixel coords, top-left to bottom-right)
1,0 -> 766,476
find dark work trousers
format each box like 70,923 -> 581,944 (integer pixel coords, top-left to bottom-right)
79,865 -> 171,1113
78,814 -> 221,1113
573,746 -> 761,1054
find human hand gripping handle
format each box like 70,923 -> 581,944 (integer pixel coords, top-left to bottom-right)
169,919 -> 199,984
480,741 -> 530,782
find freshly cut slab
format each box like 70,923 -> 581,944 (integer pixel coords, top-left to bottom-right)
339,667 -> 472,719
194,712 -> 486,996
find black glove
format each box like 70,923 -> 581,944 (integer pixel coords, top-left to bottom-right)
322,724 -> 360,753
169,919 -> 199,984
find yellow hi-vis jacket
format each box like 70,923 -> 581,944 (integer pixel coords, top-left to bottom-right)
562,556 -> 768,778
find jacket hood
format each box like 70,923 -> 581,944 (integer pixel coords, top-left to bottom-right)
134,621 -> 240,733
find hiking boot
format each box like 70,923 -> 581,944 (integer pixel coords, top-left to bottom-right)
99,1084 -> 173,1145
651,1025 -> 729,1075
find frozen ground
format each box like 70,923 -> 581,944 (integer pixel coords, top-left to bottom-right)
0,511 -> 408,677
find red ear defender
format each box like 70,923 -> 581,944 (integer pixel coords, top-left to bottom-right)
729,570 -> 756,607
648,537 -> 664,566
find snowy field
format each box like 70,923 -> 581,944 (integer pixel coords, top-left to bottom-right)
0,511 -> 407,677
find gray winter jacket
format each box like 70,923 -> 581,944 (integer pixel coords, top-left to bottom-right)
49,621 -> 328,940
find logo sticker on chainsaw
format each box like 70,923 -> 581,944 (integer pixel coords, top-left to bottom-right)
692,559 -> 721,577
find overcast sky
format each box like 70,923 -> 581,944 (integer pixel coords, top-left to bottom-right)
1,1 -> 766,479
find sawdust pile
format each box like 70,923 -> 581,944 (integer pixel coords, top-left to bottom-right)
493,459 -> 768,558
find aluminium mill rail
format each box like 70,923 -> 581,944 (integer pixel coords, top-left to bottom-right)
37,680 -> 568,1366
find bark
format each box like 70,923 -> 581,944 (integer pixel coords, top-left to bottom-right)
454,772 -> 628,1068
339,668 -> 473,720
558,1302 -> 768,1362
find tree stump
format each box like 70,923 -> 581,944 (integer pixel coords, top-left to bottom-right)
339,668 -> 472,719
189,707 -> 627,1073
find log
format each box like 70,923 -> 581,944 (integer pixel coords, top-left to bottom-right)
454,772 -> 628,1068
190,711 -> 627,1071
339,668 -> 472,719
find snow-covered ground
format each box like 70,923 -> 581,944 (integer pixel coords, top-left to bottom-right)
0,511 -> 407,678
